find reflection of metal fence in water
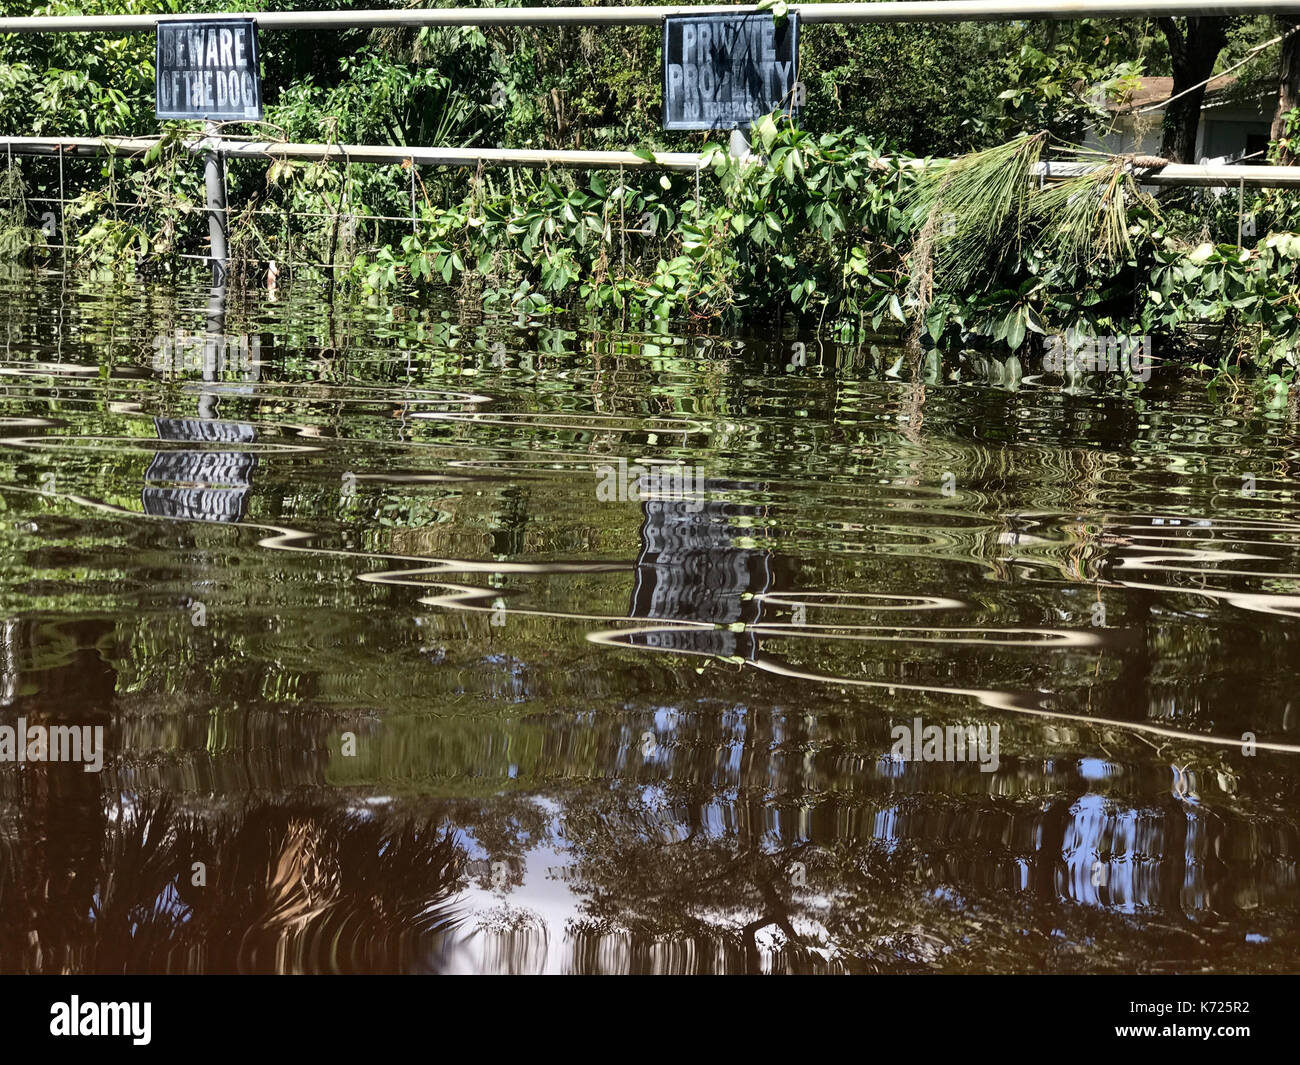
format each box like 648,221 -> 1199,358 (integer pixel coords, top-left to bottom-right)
0,617 -> 18,708
630,485 -> 773,660
152,324 -> 262,381
142,417 -> 257,524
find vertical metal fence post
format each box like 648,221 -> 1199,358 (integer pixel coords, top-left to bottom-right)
326,157 -> 343,302
203,122 -> 228,284
409,160 -> 417,234
1237,175 -> 1246,250
57,144 -> 66,254
283,163 -> 292,282
343,156 -> 354,264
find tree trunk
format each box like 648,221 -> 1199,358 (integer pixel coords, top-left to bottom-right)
1272,21 -> 1300,163
1159,17 -> 1230,163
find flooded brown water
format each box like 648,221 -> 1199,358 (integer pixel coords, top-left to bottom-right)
1,270 -> 1298,974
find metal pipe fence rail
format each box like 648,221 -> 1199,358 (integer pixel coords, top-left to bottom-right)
0,136 -> 706,173
6,134 -> 1300,185
4,0 -> 1300,275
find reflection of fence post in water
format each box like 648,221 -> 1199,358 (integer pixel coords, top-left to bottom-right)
629,479 -> 774,660
0,617 -> 117,972
200,279 -> 226,419
0,616 -> 17,707
151,281 -> 260,385
144,273 -> 259,523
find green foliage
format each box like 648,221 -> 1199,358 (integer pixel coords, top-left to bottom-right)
1271,106 -> 1300,164
1144,233 -> 1300,373
0,162 -> 47,263
350,120 -> 917,332
907,133 -> 1048,289
995,21 -> 1146,144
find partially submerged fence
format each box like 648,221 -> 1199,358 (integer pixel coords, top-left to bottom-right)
3,2 -> 1300,280
0,133 -> 708,277
7,132 -> 1295,280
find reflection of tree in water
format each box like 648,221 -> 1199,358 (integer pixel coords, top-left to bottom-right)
558,788 -> 822,973
0,616 -> 115,974
0,793 -> 466,973
549,783 -> 1300,974
5,589 -> 1298,972
0,618 -> 466,974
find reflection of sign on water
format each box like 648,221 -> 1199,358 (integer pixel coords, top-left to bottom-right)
662,14 -> 799,130
155,19 -> 262,121
629,483 -> 772,660
142,418 -> 257,523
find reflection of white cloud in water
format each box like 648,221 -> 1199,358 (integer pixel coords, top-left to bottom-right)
445,842 -> 576,976
1077,757 -> 1115,782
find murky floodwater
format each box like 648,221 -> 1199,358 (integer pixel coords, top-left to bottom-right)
1,269 -> 1298,974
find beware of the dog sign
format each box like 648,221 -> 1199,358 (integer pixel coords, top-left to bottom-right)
155,19 -> 262,121
662,13 -> 799,131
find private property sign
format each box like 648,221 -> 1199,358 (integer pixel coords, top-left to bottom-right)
662,13 -> 799,131
155,19 -> 262,121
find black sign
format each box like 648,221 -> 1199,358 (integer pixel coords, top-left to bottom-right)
155,19 -> 262,121
662,13 -> 798,131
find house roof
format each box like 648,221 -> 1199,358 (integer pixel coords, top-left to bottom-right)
1108,74 -> 1246,114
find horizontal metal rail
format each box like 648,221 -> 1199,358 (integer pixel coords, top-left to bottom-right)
0,136 -> 704,172
1034,158 -> 1300,186
2,1 -> 1300,33
5,136 -> 1300,186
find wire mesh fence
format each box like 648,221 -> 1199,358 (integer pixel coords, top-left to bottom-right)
0,132 -> 701,284
2,137 -> 437,278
